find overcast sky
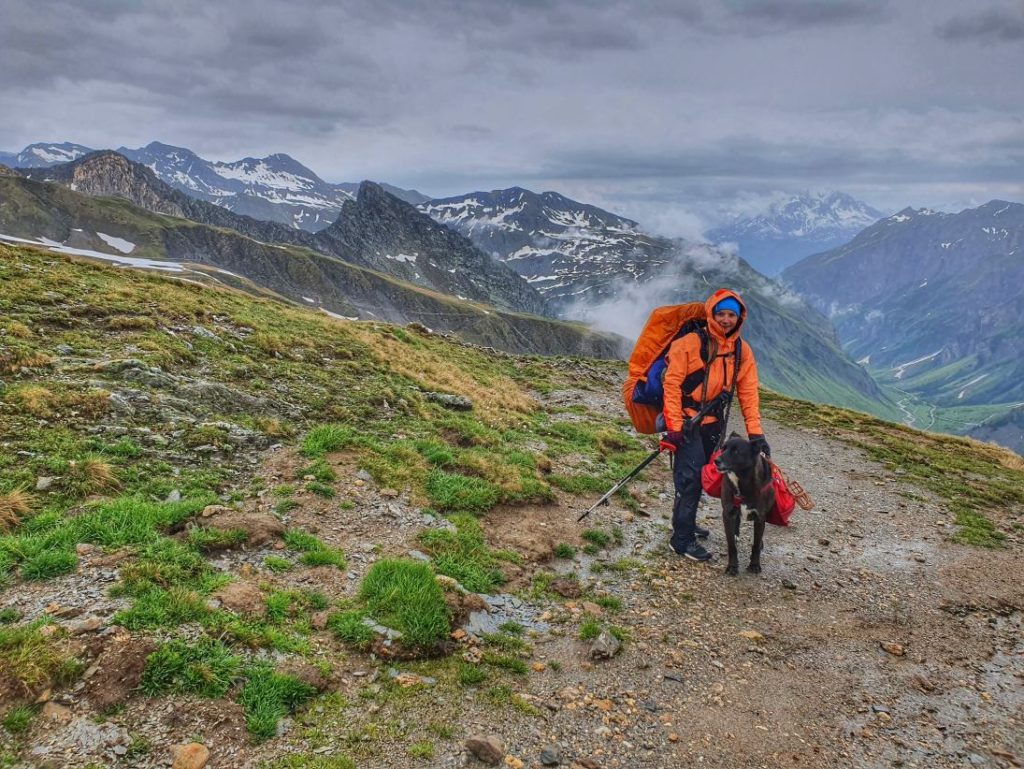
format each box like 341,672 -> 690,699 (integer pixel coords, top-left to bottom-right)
2,0 -> 1022,236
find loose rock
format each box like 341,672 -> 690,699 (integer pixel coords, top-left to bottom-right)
466,734 -> 505,765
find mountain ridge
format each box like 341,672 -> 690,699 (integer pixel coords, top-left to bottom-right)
782,199 -> 1024,453
15,152 -> 548,318
3,139 -> 429,232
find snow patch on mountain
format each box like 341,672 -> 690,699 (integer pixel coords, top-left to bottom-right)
96,232 -> 136,254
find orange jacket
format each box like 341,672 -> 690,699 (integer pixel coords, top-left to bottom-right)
662,288 -> 763,436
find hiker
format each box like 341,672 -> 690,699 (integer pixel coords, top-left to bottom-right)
659,289 -> 769,561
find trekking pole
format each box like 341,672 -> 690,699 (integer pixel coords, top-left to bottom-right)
577,448 -> 663,523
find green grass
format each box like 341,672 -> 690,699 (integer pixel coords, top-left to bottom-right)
263,555 -> 294,573
0,608 -> 20,624
1,705 -> 35,734
553,543 -> 576,559
299,459 -> 338,484
187,527 -> 248,551
305,481 -> 336,498
327,610 -> 375,648
239,665 -> 318,741
418,513 -> 508,593
300,548 -> 346,568
283,529 -> 346,569
359,559 -> 449,649
457,663 -> 488,686
480,684 -> 541,715
582,529 -> 612,548
425,470 -> 500,514
481,632 -> 529,654
301,425 -> 355,458
593,595 -> 624,611
20,549 -> 78,580
498,621 -> 524,636
407,741 -> 435,759
140,638 -> 241,699
481,652 -> 528,675
265,755 -> 356,769
579,618 -> 602,640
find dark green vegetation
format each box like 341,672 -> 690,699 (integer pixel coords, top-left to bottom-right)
762,391 -> 1024,547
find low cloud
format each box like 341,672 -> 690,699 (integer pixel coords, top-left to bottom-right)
937,8 -> 1024,43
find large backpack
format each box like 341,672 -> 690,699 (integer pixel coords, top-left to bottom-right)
622,302 -> 740,434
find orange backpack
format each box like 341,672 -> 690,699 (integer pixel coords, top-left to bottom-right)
622,302 -> 707,434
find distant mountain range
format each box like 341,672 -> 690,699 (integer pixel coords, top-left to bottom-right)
783,201 -> 1024,452
1,141 -> 428,232
16,151 -> 547,318
707,192 -> 885,276
0,157 -> 614,358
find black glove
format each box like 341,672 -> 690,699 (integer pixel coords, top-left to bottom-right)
660,431 -> 685,453
749,434 -> 770,457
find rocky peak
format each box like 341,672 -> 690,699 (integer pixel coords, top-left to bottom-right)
322,182 -> 550,316
30,151 -> 188,218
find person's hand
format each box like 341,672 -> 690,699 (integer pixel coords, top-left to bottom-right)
660,431 -> 685,453
749,434 -> 770,457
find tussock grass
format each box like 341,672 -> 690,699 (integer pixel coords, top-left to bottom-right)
0,621 -> 75,697
0,490 -> 34,532
419,514 -> 509,593
63,456 -> 119,496
8,385 -> 57,417
350,326 -> 536,423
425,470 -> 499,514
0,347 -> 54,375
359,559 -> 449,649
301,425 -> 355,458
239,665 -> 317,741
141,638 -> 241,699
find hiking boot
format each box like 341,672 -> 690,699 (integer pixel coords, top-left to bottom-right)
694,524 -> 710,540
673,540 -> 713,562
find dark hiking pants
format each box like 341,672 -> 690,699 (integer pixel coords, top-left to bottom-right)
671,421 -> 722,550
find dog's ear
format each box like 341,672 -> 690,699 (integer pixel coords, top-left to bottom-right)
729,431 -> 741,440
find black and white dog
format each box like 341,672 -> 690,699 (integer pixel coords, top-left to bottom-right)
715,433 -> 775,576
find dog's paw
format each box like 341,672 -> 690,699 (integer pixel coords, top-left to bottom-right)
725,563 -> 739,576
746,562 -> 762,574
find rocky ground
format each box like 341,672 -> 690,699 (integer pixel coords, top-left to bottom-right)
2,373 -> 1020,769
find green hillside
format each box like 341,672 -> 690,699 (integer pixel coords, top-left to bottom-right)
1,243 -> 1021,766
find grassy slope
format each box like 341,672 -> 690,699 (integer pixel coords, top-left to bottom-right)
1,242 -> 1021,755
0,177 -> 623,359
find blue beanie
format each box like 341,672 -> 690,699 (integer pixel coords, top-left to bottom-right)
713,297 -> 741,316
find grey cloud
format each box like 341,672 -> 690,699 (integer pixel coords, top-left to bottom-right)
937,8 -> 1024,43
724,0 -> 889,29
541,132 -> 1024,187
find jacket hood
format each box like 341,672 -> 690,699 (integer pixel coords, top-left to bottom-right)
704,288 -> 746,345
